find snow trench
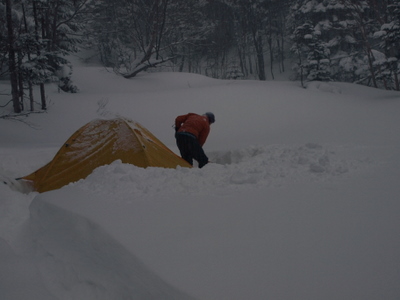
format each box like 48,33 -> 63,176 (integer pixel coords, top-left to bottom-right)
207,143 -> 368,183
211,143 -> 348,169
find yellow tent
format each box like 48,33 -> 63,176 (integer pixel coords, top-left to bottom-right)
22,117 -> 191,193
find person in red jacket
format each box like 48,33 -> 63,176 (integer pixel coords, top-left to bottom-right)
175,112 -> 215,168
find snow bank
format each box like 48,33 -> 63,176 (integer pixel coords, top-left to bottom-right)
24,196 -> 196,300
0,238 -> 57,300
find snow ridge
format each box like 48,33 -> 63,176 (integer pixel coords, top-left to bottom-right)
25,198 -> 196,300
69,143 -> 371,202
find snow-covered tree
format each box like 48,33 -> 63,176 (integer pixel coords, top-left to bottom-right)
1,0 -> 86,113
288,0 -> 369,84
305,31 -> 331,82
226,59 -> 244,79
373,1 -> 400,90
290,20 -> 331,85
31,0 -> 86,92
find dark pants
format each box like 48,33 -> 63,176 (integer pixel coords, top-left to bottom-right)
175,132 -> 208,168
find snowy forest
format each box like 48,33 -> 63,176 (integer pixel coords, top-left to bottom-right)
1,0 -> 400,113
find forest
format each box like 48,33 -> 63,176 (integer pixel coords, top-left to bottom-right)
1,0 -> 400,113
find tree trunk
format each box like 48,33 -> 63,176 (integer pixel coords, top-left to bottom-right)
394,72 -> 399,91
155,0 -> 169,60
364,42 -> 378,88
254,35 -> 266,80
6,0 -> 21,113
139,0 -> 160,65
18,63 -> 24,111
29,81 -> 34,111
33,1 -> 47,110
280,15 -> 285,73
22,2 -> 35,111
40,83 -> 47,110
298,52 -> 305,88
268,36 -> 274,80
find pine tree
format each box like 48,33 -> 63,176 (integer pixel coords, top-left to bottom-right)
288,0 -> 372,83
373,1 -> 400,90
1,0 -> 85,114
338,0 -> 380,87
305,31 -> 331,81
33,0 -> 83,92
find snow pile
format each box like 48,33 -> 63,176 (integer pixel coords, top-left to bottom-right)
26,197 -> 196,300
71,143 -> 363,199
1,59 -> 400,300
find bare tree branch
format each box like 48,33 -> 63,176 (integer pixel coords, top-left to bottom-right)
123,57 -> 174,79
0,110 -> 47,129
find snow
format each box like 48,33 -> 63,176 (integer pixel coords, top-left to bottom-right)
304,33 -> 313,39
1,55 -> 400,300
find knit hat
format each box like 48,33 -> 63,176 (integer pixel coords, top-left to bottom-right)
204,112 -> 215,124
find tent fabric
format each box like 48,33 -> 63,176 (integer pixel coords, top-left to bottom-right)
22,117 -> 191,193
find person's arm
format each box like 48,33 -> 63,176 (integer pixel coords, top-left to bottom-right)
175,114 -> 187,131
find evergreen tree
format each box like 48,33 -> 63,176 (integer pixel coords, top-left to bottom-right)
290,21 -> 330,85
373,1 -> 400,90
305,29 -> 331,81
1,0 -> 85,113
338,0 -> 380,87
288,0 -> 368,83
31,0 -> 84,92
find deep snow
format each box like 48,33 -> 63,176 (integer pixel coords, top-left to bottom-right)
1,57 -> 400,300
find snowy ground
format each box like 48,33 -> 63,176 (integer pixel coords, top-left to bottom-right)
1,57 -> 400,300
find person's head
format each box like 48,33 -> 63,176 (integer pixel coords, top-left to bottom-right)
204,112 -> 215,124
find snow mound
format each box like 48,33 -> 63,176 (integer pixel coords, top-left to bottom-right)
23,198 -> 196,300
49,143 -> 371,206
0,238 -> 58,300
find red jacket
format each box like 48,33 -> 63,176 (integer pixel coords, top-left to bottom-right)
175,113 -> 210,146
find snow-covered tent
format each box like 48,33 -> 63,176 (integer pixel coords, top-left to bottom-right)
22,117 -> 191,193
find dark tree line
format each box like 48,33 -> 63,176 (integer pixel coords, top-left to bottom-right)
1,0 -> 399,113
1,0 -> 86,113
